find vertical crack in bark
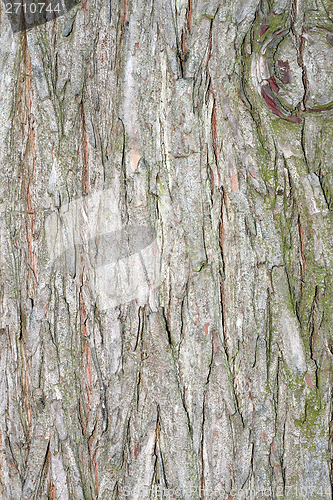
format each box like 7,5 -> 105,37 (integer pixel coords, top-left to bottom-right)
118,117 -> 129,224
134,305 -> 144,352
318,161 -> 333,210
154,407 -> 168,492
200,396 -> 206,500
180,0 -> 192,76
80,101 -> 89,196
297,214 -> 306,288
6,436 -> 22,484
308,285 -> 319,387
300,119 -> 310,175
161,307 -> 172,347
34,440 -> 50,499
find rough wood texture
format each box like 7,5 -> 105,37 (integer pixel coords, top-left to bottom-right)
0,0 -> 333,498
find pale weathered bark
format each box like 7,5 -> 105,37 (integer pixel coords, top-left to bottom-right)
0,0 -> 333,498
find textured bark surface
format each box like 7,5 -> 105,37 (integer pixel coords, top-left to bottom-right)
0,0 -> 333,498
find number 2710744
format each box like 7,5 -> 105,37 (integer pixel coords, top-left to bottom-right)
5,2 -> 61,14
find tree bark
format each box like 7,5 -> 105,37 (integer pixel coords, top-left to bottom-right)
0,0 -> 333,498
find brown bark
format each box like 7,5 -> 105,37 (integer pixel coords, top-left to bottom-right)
0,0 -> 333,499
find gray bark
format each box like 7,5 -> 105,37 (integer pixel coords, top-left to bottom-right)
0,0 -> 333,498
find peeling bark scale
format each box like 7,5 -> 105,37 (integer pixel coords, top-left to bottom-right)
0,0 -> 333,499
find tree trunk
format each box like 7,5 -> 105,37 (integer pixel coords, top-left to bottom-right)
0,0 -> 333,498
